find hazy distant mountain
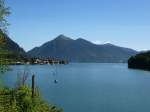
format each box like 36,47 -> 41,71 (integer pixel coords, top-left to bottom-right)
28,35 -> 138,62
0,30 -> 26,57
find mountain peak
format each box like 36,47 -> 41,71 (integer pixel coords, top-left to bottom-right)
28,35 -> 138,62
54,34 -> 73,41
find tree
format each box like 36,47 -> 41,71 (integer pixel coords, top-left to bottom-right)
0,0 -> 10,73
0,0 -> 10,33
0,0 -> 10,46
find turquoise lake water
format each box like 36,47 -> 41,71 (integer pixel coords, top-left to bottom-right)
2,63 -> 150,112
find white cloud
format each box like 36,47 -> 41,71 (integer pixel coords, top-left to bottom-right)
92,40 -> 111,45
92,40 -> 102,45
103,41 -> 111,44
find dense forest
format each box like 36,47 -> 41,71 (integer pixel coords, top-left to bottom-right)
128,51 -> 150,71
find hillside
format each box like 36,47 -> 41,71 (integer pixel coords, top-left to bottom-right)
28,35 -> 138,62
0,30 -> 26,58
128,51 -> 150,70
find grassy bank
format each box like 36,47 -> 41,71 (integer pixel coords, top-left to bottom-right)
0,86 -> 63,112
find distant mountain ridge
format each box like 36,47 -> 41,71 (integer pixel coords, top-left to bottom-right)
28,35 -> 138,62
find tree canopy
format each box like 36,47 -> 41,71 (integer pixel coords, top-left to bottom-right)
0,0 -> 10,33
0,0 -> 10,45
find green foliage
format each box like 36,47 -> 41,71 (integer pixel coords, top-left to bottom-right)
0,0 -> 10,72
0,0 -> 10,32
128,51 -> 150,70
0,48 -> 12,73
0,86 -> 63,112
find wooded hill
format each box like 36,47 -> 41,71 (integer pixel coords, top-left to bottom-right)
128,51 -> 150,70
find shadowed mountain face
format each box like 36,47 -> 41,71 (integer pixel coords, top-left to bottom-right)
28,35 -> 138,62
0,30 -> 26,57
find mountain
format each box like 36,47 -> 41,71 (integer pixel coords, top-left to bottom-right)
0,30 -> 26,58
28,35 -> 138,62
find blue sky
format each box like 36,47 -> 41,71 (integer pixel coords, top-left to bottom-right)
6,0 -> 150,51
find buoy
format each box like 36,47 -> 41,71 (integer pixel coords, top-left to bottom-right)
54,80 -> 58,84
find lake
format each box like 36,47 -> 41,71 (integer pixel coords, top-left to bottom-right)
1,63 -> 150,112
